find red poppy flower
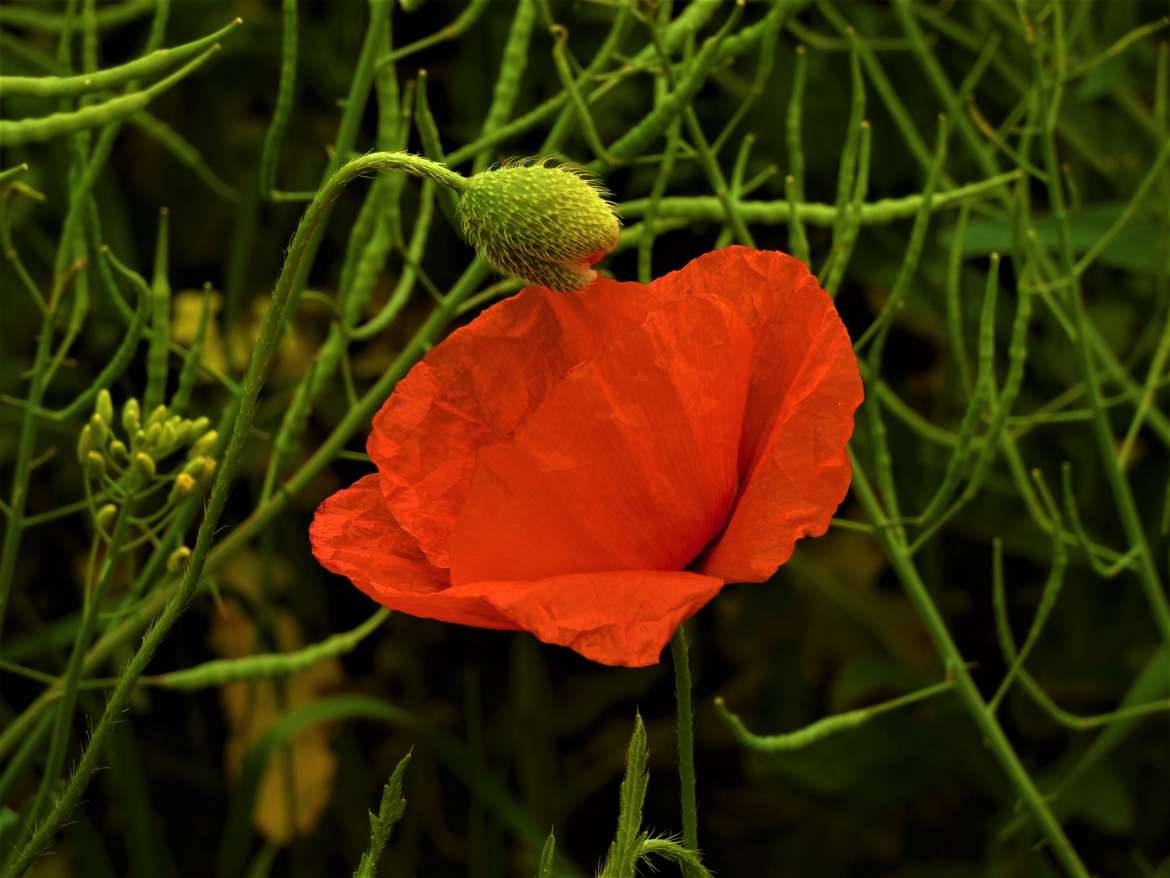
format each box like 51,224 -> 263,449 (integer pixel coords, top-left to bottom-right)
311,246 -> 862,667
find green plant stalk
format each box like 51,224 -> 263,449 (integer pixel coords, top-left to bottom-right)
619,171 -> 1019,226
0,323 -> 55,646
17,493 -> 136,847
670,625 -> 698,853
848,449 -> 1091,878
0,152 -> 467,877
1031,8 -> 1170,645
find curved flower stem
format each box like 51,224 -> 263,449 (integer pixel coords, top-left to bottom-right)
0,151 -> 466,878
848,448 -> 1091,878
671,624 -> 698,852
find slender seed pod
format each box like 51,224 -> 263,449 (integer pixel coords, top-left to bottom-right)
457,160 -> 620,291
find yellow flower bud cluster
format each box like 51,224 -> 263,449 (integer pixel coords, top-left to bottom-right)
76,389 -> 220,510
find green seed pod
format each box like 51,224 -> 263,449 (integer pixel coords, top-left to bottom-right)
458,159 -> 620,292
108,439 -> 128,461
189,430 -> 219,458
133,451 -> 157,481
146,403 -> 168,428
96,503 -> 118,529
77,424 -> 96,464
85,450 -> 106,478
122,397 -> 141,434
168,472 -> 198,504
166,545 -> 192,574
95,388 -> 114,426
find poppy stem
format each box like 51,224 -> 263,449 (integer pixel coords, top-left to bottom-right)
671,623 -> 699,853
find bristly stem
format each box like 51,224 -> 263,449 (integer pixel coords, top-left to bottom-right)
0,150 -> 467,878
849,449 -> 1091,878
671,624 -> 699,853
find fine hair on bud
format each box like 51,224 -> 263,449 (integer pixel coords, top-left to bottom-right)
457,158 -> 620,292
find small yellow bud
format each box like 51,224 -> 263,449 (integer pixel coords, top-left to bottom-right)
133,451 -> 156,481
146,404 -> 168,428
88,412 -> 109,447
108,439 -> 128,461
168,472 -> 198,504
96,503 -> 118,529
189,430 -> 219,458
166,546 -> 192,573
95,388 -> 114,425
77,424 -> 96,463
85,450 -> 106,477
122,397 -> 141,433
144,422 -> 161,448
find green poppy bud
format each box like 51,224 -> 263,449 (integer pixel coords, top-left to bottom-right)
166,545 -> 192,574
95,388 -> 114,426
133,451 -> 156,482
96,503 -> 118,529
458,160 -> 620,292
122,397 -> 141,434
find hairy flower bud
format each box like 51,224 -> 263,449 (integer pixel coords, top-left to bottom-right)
458,160 -> 620,292
95,388 -> 114,426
